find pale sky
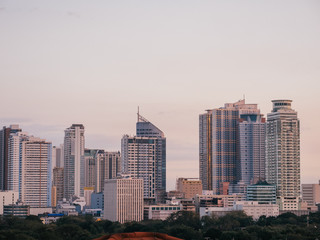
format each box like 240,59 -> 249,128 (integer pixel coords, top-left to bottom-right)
0,0 -> 319,190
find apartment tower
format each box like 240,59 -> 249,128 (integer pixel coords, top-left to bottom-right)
20,136 -> 52,207
64,124 -> 85,199
266,100 -> 300,210
0,125 -> 21,190
199,100 -> 262,194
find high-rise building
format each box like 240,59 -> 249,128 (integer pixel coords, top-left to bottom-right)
266,100 -> 300,210
53,144 -> 64,168
136,113 -> 166,201
64,124 -> 85,199
122,112 -> 166,202
84,149 -> 97,188
199,100 -> 262,194
20,136 -> 52,207
104,175 -> 144,223
302,182 -> 320,206
237,111 -> 266,185
8,131 -> 29,192
121,135 -> 157,199
176,178 -> 203,199
0,125 -> 21,190
82,149 -> 121,193
53,167 -> 64,203
95,150 -> 121,193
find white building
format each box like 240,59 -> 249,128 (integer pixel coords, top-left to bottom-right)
302,181 -> 320,206
104,176 -> 143,223
64,124 -> 85,199
144,204 -> 181,220
199,206 -> 234,218
8,132 -> 28,192
0,191 -> 19,214
20,136 -> 52,207
195,193 -> 245,211
233,201 -> 279,220
266,100 -> 300,211
56,198 -> 78,216
121,135 -> 157,199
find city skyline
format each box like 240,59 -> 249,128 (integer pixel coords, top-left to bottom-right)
0,1 -> 319,190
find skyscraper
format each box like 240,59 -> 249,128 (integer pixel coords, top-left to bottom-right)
136,113 -> 166,201
266,100 -> 300,210
84,149 -> 97,189
64,124 -> 85,199
95,150 -> 121,193
0,125 -> 21,190
237,111 -> 266,185
199,100 -> 263,194
121,112 -> 166,202
52,167 -> 64,203
53,144 -> 64,168
8,131 -> 28,192
20,136 -> 52,207
121,135 -> 157,199
83,149 -> 121,193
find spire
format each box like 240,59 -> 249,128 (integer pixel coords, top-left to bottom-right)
137,107 -> 150,123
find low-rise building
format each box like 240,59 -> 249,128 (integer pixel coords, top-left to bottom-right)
0,191 -> 19,215
91,192 -> 104,210
41,213 -> 64,224
199,207 -> 233,218
302,182 -> 320,206
176,178 -> 202,199
233,201 -> 279,220
247,181 -> 276,204
195,193 -> 245,213
56,198 -> 78,216
180,199 -> 196,212
144,204 -> 182,220
3,201 -> 30,217
30,207 -> 53,216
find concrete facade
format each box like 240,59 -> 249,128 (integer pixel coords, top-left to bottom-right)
266,100 -> 300,211
104,177 -> 144,223
64,124 -> 85,199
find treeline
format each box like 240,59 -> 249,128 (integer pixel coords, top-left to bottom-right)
1,211 -> 320,240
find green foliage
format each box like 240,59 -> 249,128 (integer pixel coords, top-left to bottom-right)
2,210 -> 320,239
166,224 -> 202,240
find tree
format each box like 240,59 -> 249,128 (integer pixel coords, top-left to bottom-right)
166,211 -> 202,230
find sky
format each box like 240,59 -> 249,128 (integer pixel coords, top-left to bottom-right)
0,0 -> 319,190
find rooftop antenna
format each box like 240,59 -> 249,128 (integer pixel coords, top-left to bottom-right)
137,106 -> 140,122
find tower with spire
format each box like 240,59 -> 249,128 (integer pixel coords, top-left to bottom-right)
121,110 -> 166,203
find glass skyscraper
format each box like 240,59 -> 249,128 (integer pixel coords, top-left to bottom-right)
200,100 -> 265,194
